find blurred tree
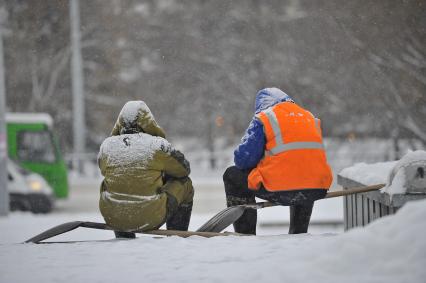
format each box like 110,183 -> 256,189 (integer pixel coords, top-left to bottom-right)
2,0 -> 73,149
1,0 -> 424,159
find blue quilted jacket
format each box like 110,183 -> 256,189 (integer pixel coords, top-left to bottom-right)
234,88 -> 293,169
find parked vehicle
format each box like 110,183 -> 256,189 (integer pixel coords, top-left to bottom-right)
6,113 -> 69,198
8,160 -> 55,213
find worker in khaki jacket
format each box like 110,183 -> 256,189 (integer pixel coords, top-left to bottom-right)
98,101 -> 194,238
223,87 -> 333,235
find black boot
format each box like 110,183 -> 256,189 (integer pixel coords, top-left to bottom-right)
227,196 -> 257,235
223,166 -> 257,235
114,231 -> 136,239
288,203 -> 314,234
166,201 -> 193,231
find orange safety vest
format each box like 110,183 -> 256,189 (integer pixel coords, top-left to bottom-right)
248,102 -> 333,191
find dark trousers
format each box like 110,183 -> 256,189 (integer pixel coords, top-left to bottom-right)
223,166 -> 327,235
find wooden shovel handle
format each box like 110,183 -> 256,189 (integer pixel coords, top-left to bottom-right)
324,183 -> 385,199
256,183 -> 385,208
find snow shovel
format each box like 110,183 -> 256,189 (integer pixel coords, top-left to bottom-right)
24,221 -> 245,244
196,183 -> 385,233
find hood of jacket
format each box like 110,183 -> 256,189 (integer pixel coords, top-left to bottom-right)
111,101 -> 166,138
254,87 -> 294,114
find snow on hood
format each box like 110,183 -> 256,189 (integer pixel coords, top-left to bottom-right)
255,87 -> 294,114
113,101 -> 166,138
119,101 -> 150,124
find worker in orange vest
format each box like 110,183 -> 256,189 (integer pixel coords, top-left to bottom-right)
223,87 -> 333,234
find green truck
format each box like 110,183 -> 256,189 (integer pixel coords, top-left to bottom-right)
6,113 -> 69,198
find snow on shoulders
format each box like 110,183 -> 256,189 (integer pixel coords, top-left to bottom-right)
99,133 -> 169,167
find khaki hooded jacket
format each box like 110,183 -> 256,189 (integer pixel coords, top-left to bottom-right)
98,101 -> 191,231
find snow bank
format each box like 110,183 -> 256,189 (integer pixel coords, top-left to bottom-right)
385,150 -> 426,195
339,150 -> 426,195
0,199 -> 425,283
339,160 -> 396,185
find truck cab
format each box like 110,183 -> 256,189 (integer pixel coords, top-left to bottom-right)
6,113 -> 69,198
8,159 -> 55,213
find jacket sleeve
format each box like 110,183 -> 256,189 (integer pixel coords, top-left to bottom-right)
234,118 -> 266,170
156,142 -> 191,178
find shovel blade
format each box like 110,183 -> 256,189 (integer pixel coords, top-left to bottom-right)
197,206 -> 246,233
25,221 -> 84,244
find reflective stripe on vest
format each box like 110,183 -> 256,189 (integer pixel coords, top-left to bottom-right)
263,107 -> 324,156
266,142 -> 324,156
263,107 -> 284,144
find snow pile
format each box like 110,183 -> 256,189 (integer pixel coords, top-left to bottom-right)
339,160 -> 396,185
385,150 -> 426,195
384,168 -> 407,195
0,199 -> 425,282
339,150 -> 426,195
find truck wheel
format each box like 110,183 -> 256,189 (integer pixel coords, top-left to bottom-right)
9,194 -> 31,211
29,195 -> 54,214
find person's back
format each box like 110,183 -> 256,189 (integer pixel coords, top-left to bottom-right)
248,99 -> 332,191
98,101 -> 194,235
223,87 -> 333,234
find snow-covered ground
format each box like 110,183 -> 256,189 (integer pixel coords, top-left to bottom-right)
2,148 -> 424,282
1,198 -> 425,282
0,170 -> 344,283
